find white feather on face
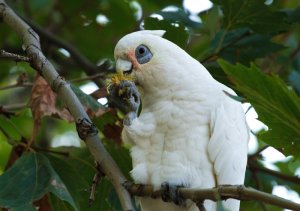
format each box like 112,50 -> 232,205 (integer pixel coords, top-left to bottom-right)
114,30 -> 214,93
115,30 -> 249,211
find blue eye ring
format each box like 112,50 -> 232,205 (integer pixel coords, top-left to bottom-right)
135,45 -> 152,64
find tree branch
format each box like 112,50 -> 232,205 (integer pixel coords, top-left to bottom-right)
23,18 -> 112,87
248,163 -> 300,184
124,182 -> 300,211
0,49 -> 31,62
0,1 -> 134,211
0,82 -> 33,91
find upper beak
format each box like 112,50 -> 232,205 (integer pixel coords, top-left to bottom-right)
116,58 -> 133,75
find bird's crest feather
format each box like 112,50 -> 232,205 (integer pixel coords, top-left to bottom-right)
139,30 -> 166,37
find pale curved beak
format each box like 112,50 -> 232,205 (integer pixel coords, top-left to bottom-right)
116,58 -> 133,74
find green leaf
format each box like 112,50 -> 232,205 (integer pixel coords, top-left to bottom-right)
10,109 -> 34,140
218,59 -> 300,157
10,204 -> 37,211
286,6 -> 300,23
46,154 -> 86,210
288,71 -> 300,95
211,0 -> 288,34
67,148 -> 113,211
0,131 -> 12,175
223,90 -> 246,103
49,193 -> 73,211
210,28 -> 285,64
0,153 -> 78,210
71,84 -> 105,111
93,111 -> 117,131
0,153 -> 51,208
143,17 -> 189,49
0,115 -> 22,141
156,7 -> 202,29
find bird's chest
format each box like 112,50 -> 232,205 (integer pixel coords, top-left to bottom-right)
137,100 -> 210,165
130,98 -> 213,188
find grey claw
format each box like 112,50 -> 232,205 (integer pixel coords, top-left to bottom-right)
107,80 -> 140,125
161,182 -> 186,206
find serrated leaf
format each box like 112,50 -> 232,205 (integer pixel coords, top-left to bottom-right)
219,59 -> 300,157
211,0 -> 288,34
0,153 -> 78,210
143,17 -> 189,48
210,28 -> 285,65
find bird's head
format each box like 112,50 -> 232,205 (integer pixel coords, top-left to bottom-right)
114,30 -> 190,91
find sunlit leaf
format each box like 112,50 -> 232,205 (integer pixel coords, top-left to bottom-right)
0,115 -> 22,141
219,59 -> 300,157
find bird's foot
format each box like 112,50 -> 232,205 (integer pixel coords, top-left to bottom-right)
107,80 -> 140,126
161,182 -> 186,207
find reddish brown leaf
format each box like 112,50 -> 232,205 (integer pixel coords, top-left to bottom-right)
29,75 -> 74,122
103,123 -> 122,144
34,194 -> 52,211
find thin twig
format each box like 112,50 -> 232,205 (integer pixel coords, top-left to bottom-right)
0,49 -> 31,62
1,102 -> 28,111
88,162 -> 105,205
248,146 -> 269,160
23,18 -> 112,87
31,146 -> 69,157
251,169 -> 269,211
248,163 -> 300,184
0,68 -> 104,90
0,2 -> 135,210
124,182 -> 300,211
69,73 -> 107,84
0,82 -> 33,91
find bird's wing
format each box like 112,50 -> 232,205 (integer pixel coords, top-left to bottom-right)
208,88 -> 249,185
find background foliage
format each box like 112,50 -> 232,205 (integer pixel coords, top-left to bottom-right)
0,0 -> 300,210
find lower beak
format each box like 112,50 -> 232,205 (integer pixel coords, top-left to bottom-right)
116,59 -> 133,75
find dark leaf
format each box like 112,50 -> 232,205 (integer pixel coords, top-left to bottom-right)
143,17 -> 189,49
210,28 -> 285,64
0,153 -> 78,210
211,0 -> 288,34
156,7 -> 202,28
286,6 -> 300,23
10,204 -> 37,211
288,71 -> 300,95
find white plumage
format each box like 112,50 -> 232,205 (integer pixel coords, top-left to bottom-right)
114,30 -> 249,211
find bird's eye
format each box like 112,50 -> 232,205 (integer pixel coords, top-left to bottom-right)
135,45 -> 152,64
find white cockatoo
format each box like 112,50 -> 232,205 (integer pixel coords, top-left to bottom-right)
110,30 -> 249,211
